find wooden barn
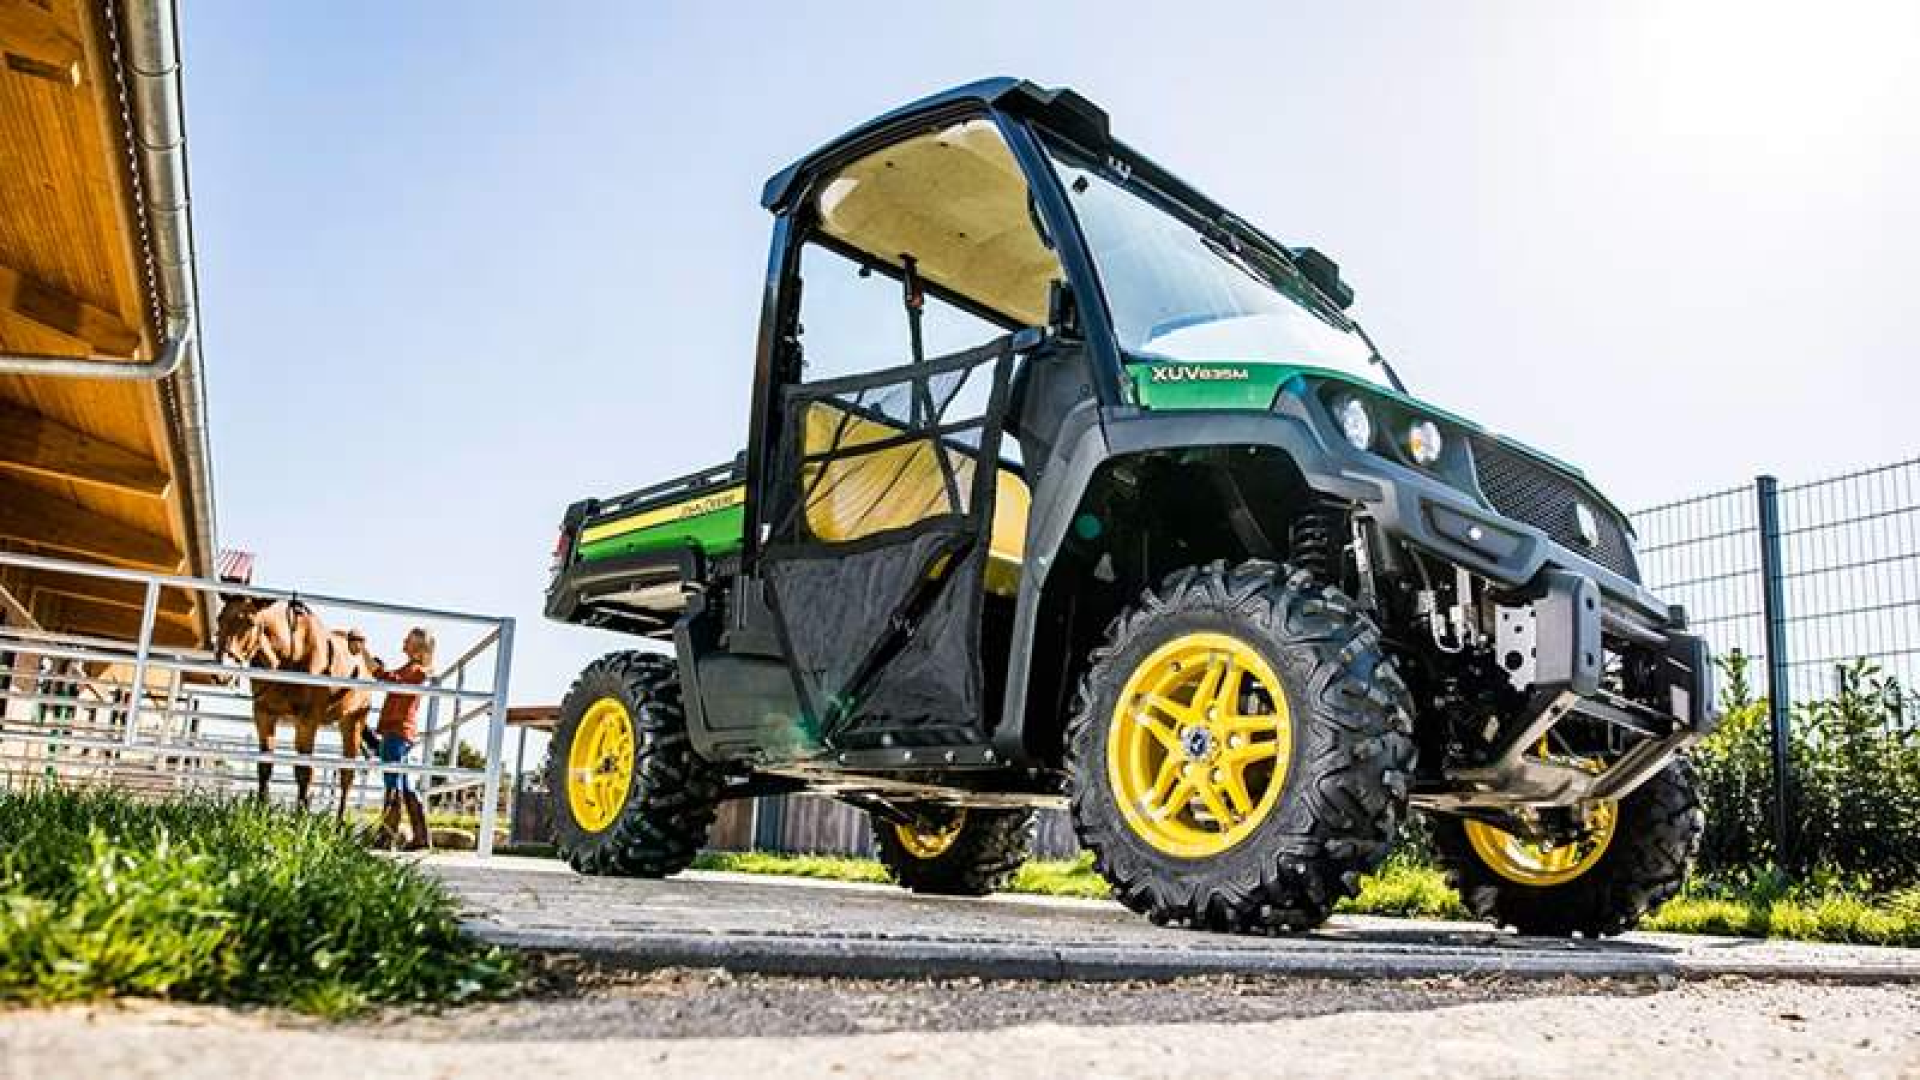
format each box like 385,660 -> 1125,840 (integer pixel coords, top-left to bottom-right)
0,0 -> 215,650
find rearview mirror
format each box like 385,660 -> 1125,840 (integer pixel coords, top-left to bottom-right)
1289,247 -> 1354,310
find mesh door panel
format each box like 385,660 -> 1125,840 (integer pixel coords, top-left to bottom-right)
763,338 -> 1015,746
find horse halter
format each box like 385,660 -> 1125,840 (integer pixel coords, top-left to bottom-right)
281,594 -> 312,651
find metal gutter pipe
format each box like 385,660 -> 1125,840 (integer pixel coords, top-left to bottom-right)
123,0 -> 218,615
0,314 -> 194,378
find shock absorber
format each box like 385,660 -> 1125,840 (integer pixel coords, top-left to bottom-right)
1288,500 -> 1346,583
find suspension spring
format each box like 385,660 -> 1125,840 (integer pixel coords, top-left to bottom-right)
1288,501 -> 1347,583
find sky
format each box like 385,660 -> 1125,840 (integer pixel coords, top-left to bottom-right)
181,0 -> 1920,720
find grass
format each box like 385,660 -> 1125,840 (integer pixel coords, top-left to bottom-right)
693,850 -> 1471,918
1338,858 -> 1470,920
0,787 -> 519,1016
693,850 -> 890,884
1645,878 -> 1920,948
350,808 -> 486,832
690,849 -> 1920,945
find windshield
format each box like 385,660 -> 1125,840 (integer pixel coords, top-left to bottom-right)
1047,147 -> 1387,387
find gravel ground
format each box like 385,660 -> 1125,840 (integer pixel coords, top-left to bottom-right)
2,963 -> 1916,1079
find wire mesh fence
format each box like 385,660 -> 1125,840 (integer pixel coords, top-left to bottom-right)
1634,458 -> 1920,708
1634,458 -> 1920,868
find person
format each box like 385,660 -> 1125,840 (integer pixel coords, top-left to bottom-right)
372,627 -> 434,851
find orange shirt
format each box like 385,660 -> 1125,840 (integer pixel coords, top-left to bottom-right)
376,660 -> 428,740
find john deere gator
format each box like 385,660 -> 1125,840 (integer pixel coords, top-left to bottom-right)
543,78 -> 1714,936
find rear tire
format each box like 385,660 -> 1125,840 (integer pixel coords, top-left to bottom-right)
547,651 -> 721,877
870,806 -> 1035,896
1067,560 -> 1416,932
1432,757 -> 1704,937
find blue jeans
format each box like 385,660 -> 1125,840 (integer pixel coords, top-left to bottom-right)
380,734 -> 414,793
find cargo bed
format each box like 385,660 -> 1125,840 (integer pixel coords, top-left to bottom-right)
545,455 -> 746,636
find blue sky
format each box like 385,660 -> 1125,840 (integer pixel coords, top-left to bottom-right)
183,1 -> 1920,715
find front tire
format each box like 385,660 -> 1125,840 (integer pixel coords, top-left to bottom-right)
547,651 -> 721,877
870,806 -> 1035,896
1067,560 -> 1416,932
1431,757 -> 1704,937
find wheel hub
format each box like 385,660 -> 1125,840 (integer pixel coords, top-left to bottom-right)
1180,725 -> 1215,760
1106,633 -> 1293,859
895,810 -> 967,860
566,697 -> 636,834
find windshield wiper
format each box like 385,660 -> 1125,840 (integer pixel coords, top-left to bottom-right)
1202,223 -> 1411,394
1197,228 -> 1280,293
1208,218 -> 1353,326
1349,320 -> 1409,394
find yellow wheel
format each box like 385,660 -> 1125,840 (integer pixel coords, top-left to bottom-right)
1462,805 -> 1618,887
566,697 -> 636,833
894,810 -> 967,859
1433,759 -> 1705,937
547,651 -> 720,877
871,806 -> 1034,895
1068,561 -> 1415,933
1106,632 -> 1293,859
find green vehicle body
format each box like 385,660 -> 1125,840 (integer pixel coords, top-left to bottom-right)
573,486 -> 746,563
563,361 -> 1606,570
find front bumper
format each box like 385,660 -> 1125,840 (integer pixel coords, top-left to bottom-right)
1409,568 -> 1716,812
1319,434 -> 1717,811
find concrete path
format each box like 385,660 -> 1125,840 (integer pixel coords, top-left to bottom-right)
425,854 -> 1920,983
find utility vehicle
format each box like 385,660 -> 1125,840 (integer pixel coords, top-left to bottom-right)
543,79 -> 1713,936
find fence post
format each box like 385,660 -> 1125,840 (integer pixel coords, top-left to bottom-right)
475,619 -> 514,859
121,580 -> 160,748
418,682 -> 442,803
504,723 -> 528,846
1754,475 -> 1793,867
753,795 -> 787,852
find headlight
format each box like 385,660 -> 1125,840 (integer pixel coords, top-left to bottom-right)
1333,396 -> 1372,450
1407,420 -> 1444,465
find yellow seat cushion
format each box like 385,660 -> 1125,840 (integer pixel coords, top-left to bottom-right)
799,403 -> 1028,596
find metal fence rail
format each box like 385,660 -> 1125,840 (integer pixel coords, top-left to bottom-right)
0,550 -> 515,854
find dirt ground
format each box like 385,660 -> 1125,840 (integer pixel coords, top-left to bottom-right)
2,962 -> 1916,1079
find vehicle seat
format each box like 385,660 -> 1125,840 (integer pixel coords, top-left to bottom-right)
984,340 -> 1092,596
1007,340 -> 1091,486
794,400 -> 1031,597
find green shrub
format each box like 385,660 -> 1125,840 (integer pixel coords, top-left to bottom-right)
0,788 -> 518,1015
1693,654 -> 1920,888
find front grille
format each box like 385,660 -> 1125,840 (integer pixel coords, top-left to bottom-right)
1469,436 -> 1641,581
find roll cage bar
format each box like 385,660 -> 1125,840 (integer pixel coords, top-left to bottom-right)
742,80 -> 1124,566
741,77 -> 1362,568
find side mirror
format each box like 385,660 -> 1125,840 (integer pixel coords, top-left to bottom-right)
1289,247 -> 1355,310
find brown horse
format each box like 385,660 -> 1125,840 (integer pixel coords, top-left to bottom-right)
213,596 -> 375,816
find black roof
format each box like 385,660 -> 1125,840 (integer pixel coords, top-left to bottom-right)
759,78 -> 1109,212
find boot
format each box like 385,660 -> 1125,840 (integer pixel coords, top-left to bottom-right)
402,791 -> 431,852
377,792 -> 404,850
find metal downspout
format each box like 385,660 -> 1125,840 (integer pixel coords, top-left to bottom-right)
0,314 -> 194,378
124,0 -> 218,629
